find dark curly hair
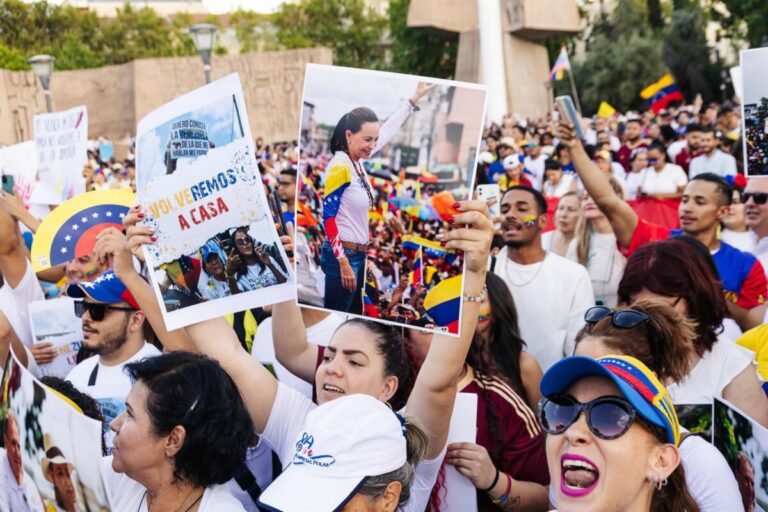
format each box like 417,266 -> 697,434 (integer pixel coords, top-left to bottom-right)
123,352 -> 253,488
40,376 -> 107,456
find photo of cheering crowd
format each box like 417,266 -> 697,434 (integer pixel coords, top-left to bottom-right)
295,65 -> 486,334
742,49 -> 768,176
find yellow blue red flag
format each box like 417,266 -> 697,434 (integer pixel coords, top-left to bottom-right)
424,275 -> 462,334
549,47 -> 571,81
31,189 -> 135,272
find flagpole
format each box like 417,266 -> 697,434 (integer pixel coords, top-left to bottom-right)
567,68 -> 582,115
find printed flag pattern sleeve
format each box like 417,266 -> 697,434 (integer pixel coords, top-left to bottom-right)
618,218 -> 671,258
372,101 -> 415,156
323,161 -> 353,259
713,243 -> 768,310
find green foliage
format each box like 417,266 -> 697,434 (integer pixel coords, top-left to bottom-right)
273,0 -> 387,69
387,0 -> 457,78
229,9 -> 280,53
0,42 -> 29,70
710,0 -> 768,49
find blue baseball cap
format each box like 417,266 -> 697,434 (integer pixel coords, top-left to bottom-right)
540,355 -> 680,445
67,270 -> 140,310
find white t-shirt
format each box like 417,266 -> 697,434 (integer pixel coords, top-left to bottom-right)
252,313 -> 344,397
564,232 -> 626,308
667,336 -> 752,404
667,139 -> 688,161
492,249 -> 595,370
101,457 -> 245,512
679,433 -> 744,512
0,448 -> 45,512
721,229 -> 755,253
524,154 -> 547,191
637,164 -> 688,195
236,258 -> 285,292
66,343 -> 161,451
625,170 -> 645,200
543,174 -> 576,198
261,383 -> 442,512
227,440 -> 278,512
689,150 -> 737,179
197,272 -> 231,300
0,259 -> 45,346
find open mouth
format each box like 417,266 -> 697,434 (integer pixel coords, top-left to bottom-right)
322,384 -> 345,395
560,455 -> 599,497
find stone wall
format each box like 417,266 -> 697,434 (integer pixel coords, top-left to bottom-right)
0,47 -> 333,146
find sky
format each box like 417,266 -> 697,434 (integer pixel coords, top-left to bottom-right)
741,48 -> 768,105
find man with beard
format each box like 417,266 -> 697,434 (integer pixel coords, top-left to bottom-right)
671,123 -> 703,175
616,118 -> 647,171
491,186 -> 594,370
690,126 -> 737,179
65,270 -> 160,453
0,411 -> 44,512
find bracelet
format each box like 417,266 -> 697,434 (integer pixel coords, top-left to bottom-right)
492,474 -> 513,505
463,285 -> 488,303
408,99 -> 421,112
480,468 -> 500,493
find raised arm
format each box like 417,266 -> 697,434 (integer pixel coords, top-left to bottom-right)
373,82 -> 436,156
406,200 -> 493,460
556,121 -> 639,248
272,300 -> 320,384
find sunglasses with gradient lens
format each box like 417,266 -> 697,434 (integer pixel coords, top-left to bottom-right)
538,395 -> 637,440
74,301 -> 135,321
742,192 -> 768,205
584,306 -> 649,329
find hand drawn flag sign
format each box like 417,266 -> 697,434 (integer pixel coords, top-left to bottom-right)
31,189 -> 135,272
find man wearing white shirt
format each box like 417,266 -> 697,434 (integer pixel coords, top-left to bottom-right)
492,186 -> 595,370
0,411 -> 44,512
523,141 -> 547,190
742,178 -> 768,276
689,127 -> 737,179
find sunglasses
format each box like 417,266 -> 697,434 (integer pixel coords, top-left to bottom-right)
742,192 -> 768,205
74,301 -> 135,322
584,306 -> 649,329
234,238 -> 253,246
538,395 -> 637,440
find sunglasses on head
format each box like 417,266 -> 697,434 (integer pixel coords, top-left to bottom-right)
74,301 -> 134,322
584,306 -> 649,329
742,192 -> 768,205
538,395 -> 637,440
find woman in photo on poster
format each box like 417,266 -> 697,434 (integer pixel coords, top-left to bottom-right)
320,82 -> 436,313
226,227 -> 288,293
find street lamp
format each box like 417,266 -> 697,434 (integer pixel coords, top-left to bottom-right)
28,54 -> 55,113
189,23 -> 218,84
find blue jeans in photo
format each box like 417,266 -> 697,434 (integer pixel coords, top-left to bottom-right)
320,241 -> 365,314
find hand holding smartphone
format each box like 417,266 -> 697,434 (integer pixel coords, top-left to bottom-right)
1,175 -> 13,195
555,96 -> 585,140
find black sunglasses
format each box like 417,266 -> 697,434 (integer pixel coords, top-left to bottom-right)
742,192 -> 768,205
74,301 -> 135,322
538,395 -> 637,440
584,306 -> 649,329
234,238 -> 253,246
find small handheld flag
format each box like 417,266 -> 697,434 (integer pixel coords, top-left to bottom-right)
549,47 -> 571,82
640,74 -> 684,114
31,189 -> 135,272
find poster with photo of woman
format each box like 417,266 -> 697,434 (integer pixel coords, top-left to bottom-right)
296,64 -> 487,336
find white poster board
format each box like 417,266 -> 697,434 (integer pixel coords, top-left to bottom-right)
28,298 -> 83,379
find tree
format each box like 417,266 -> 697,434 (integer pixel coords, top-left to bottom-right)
0,42 -> 28,70
229,9 -> 280,53
387,0 -> 457,78
710,0 -> 768,49
273,0 -> 387,69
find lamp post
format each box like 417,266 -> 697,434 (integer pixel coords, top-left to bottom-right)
189,23 -> 218,84
28,54 -> 55,113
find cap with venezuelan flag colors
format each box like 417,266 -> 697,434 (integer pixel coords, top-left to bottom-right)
67,270 -> 140,310
540,355 -> 680,446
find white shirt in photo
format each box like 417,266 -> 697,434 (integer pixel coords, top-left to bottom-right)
0,448 -> 45,512
637,164 -> 688,196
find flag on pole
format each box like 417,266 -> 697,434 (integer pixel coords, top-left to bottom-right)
549,47 -> 571,81
596,101 -> 617,118
410,247 -> 423,285
640,74 -> 684,113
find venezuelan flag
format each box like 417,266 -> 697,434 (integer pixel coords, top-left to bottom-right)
640,74 -> 684,114
364,270 -> 379,318
549,47 -> 571,81
162,255 -> 202,293
424,275 -> 462,334
31,189 -> 135,272
410,247 -> 423,285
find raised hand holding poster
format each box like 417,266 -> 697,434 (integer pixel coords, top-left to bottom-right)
136,73 -> 294,330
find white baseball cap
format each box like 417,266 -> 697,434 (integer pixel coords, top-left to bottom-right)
502,154 -> 522,169
258,394 -> 407,512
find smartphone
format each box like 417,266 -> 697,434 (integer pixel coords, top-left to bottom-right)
268,189 -> 293,258
1,175 -> 13,195
476,184 -> 501,219
555,96 -> 585,140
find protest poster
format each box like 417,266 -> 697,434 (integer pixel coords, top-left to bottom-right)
443,393 -> 479,512
0,140 -> 39,208
1,350 -> 111,512
675,403 -> 713,443
740,48 -> 768,177
714,398 -> 768,511
28,298 -> 83,379
136,73 -> 294,330
29,105 -> 88,205
296,64 -> 487,336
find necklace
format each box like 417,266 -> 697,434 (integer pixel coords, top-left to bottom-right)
138,489 -> 205,512
502,251 -> 547,287
351,160 -> 374,207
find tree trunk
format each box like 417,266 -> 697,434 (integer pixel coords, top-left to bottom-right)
647,0 -> 663,28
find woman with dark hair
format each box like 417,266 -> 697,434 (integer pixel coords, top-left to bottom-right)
102,351 -> 252,511
617,238 -> 768,427
572,299 -> 745,512
539,354 -> 700,512
226,227 -> 288,293
320,82 -> 435,313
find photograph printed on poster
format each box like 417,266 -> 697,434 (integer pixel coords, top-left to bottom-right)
0,350 -> 110,512
296,64 -> 487,335
136,73 -> 294,330
741,48 -> 768,177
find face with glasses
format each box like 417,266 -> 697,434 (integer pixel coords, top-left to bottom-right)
743,179 -> 768,232
75,300 -> 136,356
233,231 -> 254,256
542,376 -> 676,511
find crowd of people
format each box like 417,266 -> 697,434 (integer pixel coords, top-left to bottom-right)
0,91 -> 766,512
